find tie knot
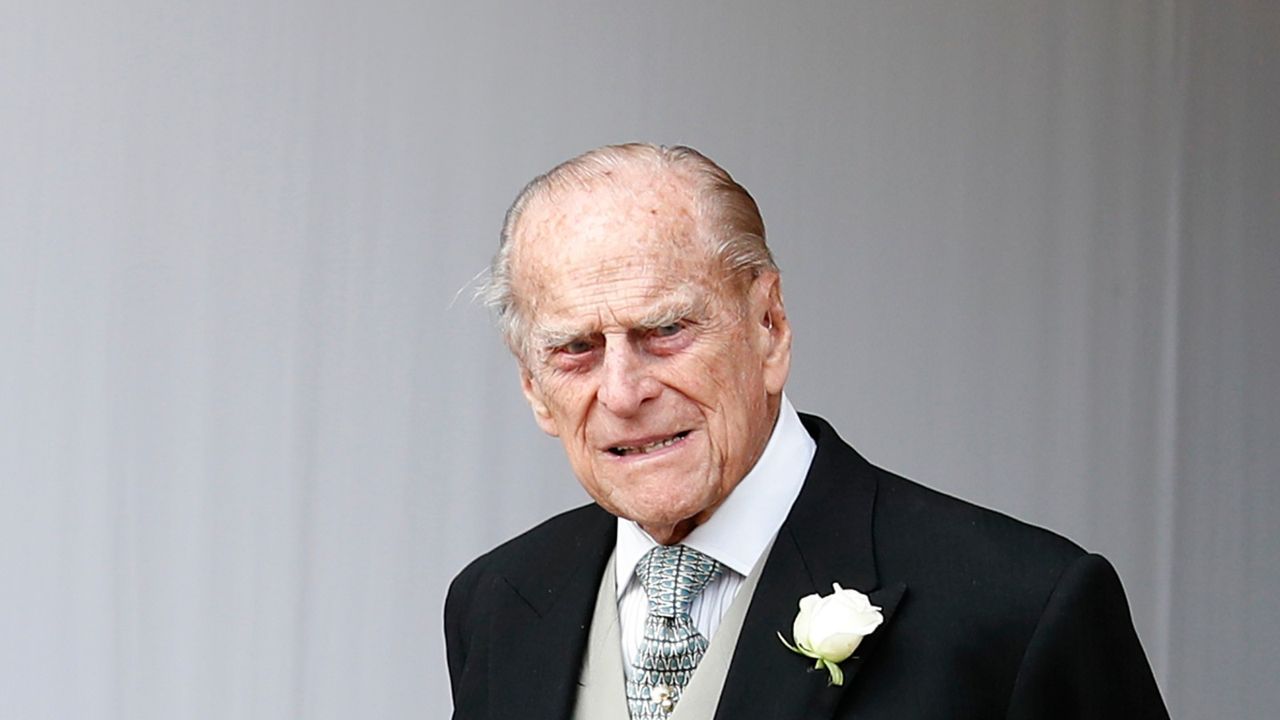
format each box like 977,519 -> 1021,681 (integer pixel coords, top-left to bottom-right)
635,544 -> 722,619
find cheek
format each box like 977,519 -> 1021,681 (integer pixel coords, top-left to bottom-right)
679,345 -> 739,395
699,364 -> 770,452
690,357 -> 764,412
536,376 -> 593,420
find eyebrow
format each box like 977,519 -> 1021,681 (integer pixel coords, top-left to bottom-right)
636,294 -> 704,329
529,291 -> 708,351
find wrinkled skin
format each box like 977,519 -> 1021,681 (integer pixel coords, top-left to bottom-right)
510,165 -> 792,544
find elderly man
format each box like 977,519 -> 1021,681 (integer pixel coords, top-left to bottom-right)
445,144 -> 1168,719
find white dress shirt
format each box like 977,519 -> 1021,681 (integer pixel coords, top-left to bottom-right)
614,394 -> 816,680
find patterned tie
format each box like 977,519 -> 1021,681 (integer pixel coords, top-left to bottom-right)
626,544 -> 722,719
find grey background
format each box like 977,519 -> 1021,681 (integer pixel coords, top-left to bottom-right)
2,1 -> 1276,718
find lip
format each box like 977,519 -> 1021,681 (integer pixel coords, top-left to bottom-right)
601,429 -> 693,459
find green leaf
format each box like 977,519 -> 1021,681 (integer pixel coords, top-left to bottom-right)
777,631 -> 821,660
777,631 -> 799,653
824,659 -> 845,686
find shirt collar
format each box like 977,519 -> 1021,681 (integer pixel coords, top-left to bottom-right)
615,394 -> 817,588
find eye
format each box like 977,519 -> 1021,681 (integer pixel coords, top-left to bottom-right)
644,322 -> 693,354
546,336 -> 599,372
560,338 -> 595,355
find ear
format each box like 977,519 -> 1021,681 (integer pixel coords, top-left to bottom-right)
519,366 -> 560,437
751,272 -> 792,395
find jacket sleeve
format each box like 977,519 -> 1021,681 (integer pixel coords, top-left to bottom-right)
444,560 -> 485,708
1006,553 -> 1169,719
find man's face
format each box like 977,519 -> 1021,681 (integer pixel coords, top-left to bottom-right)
511,169 -> 791,544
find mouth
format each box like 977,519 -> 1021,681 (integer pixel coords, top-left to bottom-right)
606,430 -> 692,457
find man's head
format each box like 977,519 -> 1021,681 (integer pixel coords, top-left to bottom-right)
484,144 -> 792,544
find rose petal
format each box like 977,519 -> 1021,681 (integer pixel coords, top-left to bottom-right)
792,609 -> 813,647
811,630 -> 863,662
792,593 -> 820,647
789,584 -> 883,665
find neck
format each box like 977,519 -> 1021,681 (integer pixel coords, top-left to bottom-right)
641,518 -> 699,546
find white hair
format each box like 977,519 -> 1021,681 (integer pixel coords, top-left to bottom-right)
479,143 -> 777,359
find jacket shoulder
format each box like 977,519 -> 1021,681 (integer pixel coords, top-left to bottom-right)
873,467 -> 1086,573
448,502 -> 612,593
800,412 -> 1086,575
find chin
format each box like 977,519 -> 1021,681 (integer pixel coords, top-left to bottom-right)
585,465 -> 721,523
621,490 -> 717,530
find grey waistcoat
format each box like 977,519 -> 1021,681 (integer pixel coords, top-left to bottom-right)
573,544 -> 771,720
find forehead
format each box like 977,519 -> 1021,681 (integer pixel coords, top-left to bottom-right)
515,166 -> 700,260
510,170 -> 726,325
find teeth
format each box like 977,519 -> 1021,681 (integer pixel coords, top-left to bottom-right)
612,432 -> 687,456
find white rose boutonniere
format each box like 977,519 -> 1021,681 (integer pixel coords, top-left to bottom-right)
778,583 -> 884,686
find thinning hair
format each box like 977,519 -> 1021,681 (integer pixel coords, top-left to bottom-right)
480,143 -> 777,359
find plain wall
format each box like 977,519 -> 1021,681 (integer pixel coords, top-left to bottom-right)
2,1 -> 1276,718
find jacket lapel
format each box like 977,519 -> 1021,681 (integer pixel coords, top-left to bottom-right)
487,506 -> 616,720
713,415 -> 907,720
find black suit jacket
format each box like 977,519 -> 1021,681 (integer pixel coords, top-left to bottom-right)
445,414 -> 1168,719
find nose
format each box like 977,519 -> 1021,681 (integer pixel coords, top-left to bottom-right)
597,336 -> 660,417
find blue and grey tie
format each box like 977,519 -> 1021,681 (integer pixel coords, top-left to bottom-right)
626,544 -> 723,719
